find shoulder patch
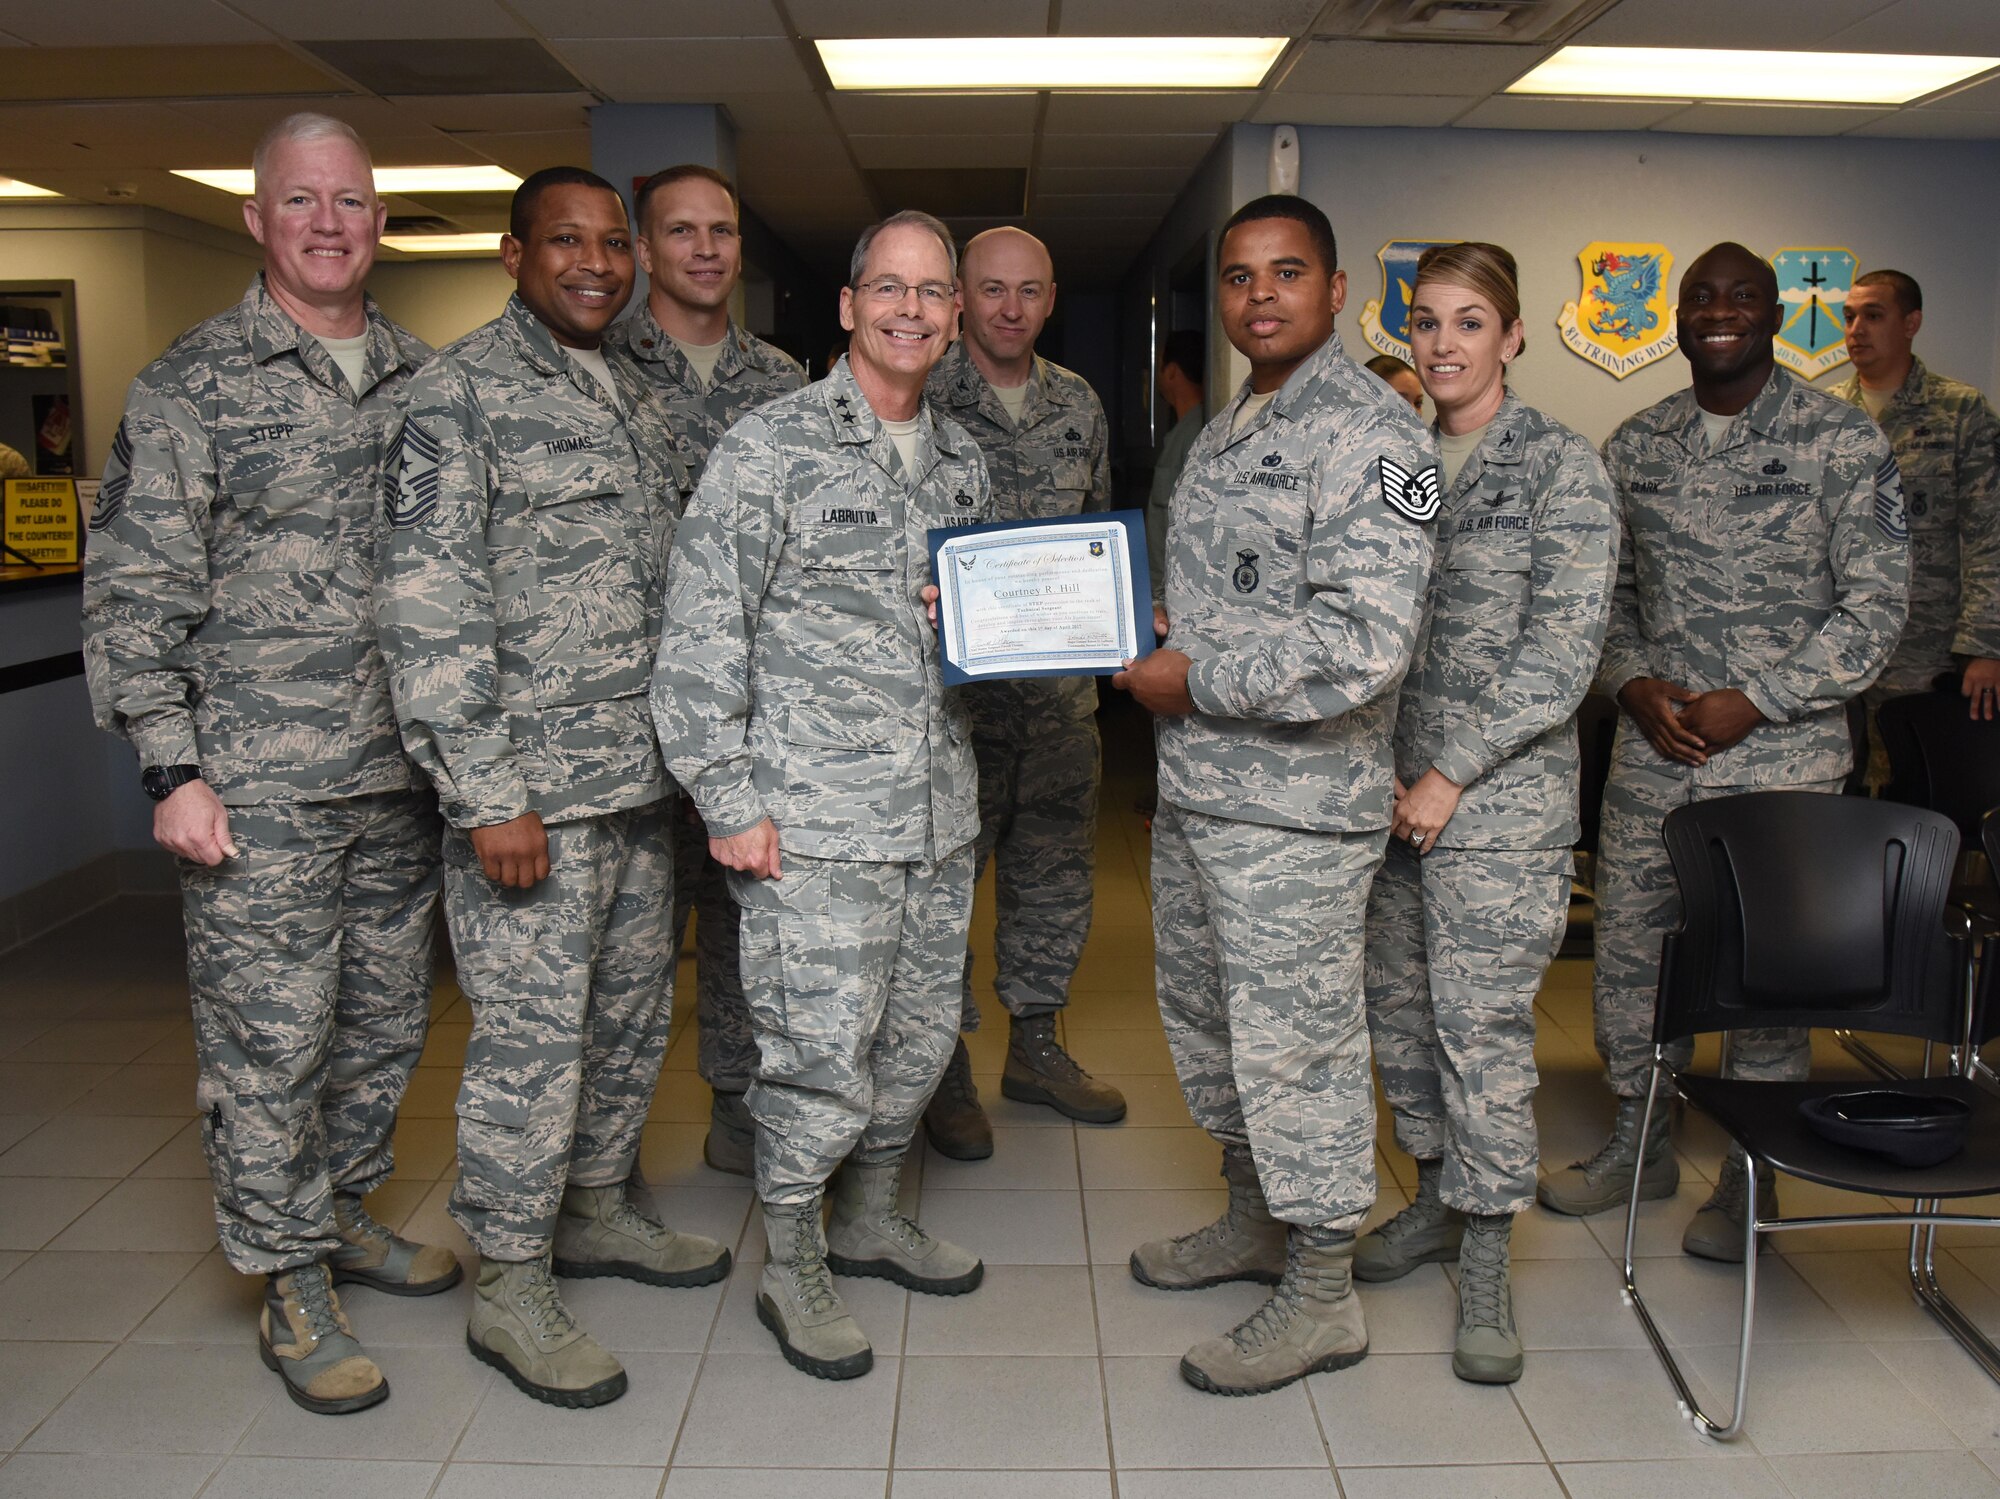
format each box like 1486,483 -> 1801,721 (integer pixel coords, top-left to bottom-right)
386,419 -> 442,530
88,418 -> 134,532
1378,455 -> 1441,524
1873,455 -> 1909,542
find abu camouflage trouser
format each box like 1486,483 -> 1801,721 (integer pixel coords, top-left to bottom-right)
1152,800 -> 1386,1232
444,801 -> 674,1261
732,846 -> 975,1207
183,788 -> 441,1275
670,805 -> 756,1092
1364,840 -> 1570,1215
1594,762 -> 1839,1097
959,719 -> 1101,1029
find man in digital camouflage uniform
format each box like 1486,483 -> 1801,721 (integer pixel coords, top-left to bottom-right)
1830,269 -> 2000,779
377,166 -> 728,1409
1538,243 -> 1909,1263
606,164 -> 805,1177
1114,194 -> 1437,1396
919,226 -> 1126,1159
83,112 -> 454,1417
652,210 -> 992,1381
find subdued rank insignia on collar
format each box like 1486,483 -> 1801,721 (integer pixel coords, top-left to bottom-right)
387,420 -> 442,529
1497,429 -> 1517,451
1873,455 -> 1909,542
1378,455 -> 1441,523
89,418 -> 134,532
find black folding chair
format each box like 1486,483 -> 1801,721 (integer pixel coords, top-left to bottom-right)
1621,791 -> 2000,1441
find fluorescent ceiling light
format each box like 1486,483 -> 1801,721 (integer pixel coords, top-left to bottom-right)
816,36 -> 1287,91
381,232 -> 504,255
1508,46 -> 1999,106
174,165 -> 521,196
0,176 -> 60,198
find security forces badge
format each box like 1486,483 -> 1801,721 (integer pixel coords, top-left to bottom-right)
1361,240 -> 1458,362
1770,247 -> 1857,378
1558,242 -> 1677,379
386,419 -> 442,529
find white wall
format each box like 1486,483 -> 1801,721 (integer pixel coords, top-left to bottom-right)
1126,124 -> 2000,448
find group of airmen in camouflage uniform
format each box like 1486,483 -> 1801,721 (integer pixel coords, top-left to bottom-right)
77,106 -> 1997,1413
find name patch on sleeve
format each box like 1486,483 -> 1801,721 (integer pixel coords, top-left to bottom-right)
1378,455 -> 1441,524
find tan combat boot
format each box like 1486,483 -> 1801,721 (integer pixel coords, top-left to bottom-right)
1354,1158 -> 1464,1282
329,1191 -> 463,1297
704,1089 -> 755,1178
759,1199 -> 873,1381
1179,1227 -> 1369,1395
258,1262 -> 389,1415
552,1180 -> 732,1287
467,1254 -> 627,1407
1130,1144 -> 1287,1290
825,1158 -> 983,1295
923,1037 -> 994,1161
1002,1013 -> 1127,1123
1453,1214 -> 1523,1385
1536,1095 -> 1679,1216
1681,1150 -> 1777,1263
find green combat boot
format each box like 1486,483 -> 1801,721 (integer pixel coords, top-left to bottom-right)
759,1199 -> 873,1381
553,1181 -> 732,1287
704,1089 -> 755,1178
1002,1013 -> 1127,1123
1130,1144 -> 1286,1290
1354,1158 -> 1465,1282
1179,1226 -> 1369,1395
258,1262 -> 389,1415
328,1191 -> 463,1297
825,1158 -> 984,1295
466,1254 -> 626,1408
1452,1214 -> 1523,1385
1681,1150 -> 1777,1263
923,1037 -> 994,1161
1537,1095 -> 1679,1216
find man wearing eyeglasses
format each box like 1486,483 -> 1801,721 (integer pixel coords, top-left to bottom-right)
652,210 -> 994,1380
920,228 -> 1125,1159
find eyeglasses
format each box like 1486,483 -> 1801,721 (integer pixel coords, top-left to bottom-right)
854,276 -> 955,306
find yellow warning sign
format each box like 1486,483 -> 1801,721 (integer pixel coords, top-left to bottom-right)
3,477 -> 81,565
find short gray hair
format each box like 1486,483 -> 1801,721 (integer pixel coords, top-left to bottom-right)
848,209 -> 957,288
251,112 -> 374,199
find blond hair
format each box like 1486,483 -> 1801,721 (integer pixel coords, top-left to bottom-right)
1414,241 -> 1524,357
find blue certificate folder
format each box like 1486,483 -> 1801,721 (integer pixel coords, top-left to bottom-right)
926,508 -> 1155,686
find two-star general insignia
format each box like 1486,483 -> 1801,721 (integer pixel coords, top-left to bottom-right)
1378,455 -> 1441,524
386,419 -> 442,529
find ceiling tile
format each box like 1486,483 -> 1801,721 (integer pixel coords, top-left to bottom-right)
548,38 -> 813,98
1030,192 -> 1177,215
1652,103 -> 1894,135
0,0 -> 265,44
1573,0 -> 1886,49
386,94 -> 596,133
738,131 -> 860,176
1823,0 -> 2000,54
507,0 -> 785,38
0,101 -> 237,169
1846,109 -> 2000,137
298,38 -> 579,94
1279,39 -> 1545,96
829,92 -> 1040,135
1059,0 -> 1321,35
231,0 -> 528,39
1035,164 -> 1191,194
721,93 -> 839,133
0,44 -> 346,101
1038,132 -> 1218,170
850,135 -> 1033,169
1914,71 -> 2000,111
786,0 -> 1049,37
447,129 -> 594,175
170,95 -> 442,153
1453,95 -> 1689,131
1249,93 -> 1475,127
1042,92 -> 1260,133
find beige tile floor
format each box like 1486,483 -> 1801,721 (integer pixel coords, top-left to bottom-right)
6,733 -> 2000,1495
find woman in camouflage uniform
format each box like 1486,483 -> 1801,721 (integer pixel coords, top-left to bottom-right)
1359,242 -> 1616,1385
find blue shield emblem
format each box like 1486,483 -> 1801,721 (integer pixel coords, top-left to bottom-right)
1361,240 -> 1455,362
1771,247 -> 1857,378
1089,540 -> 1105,556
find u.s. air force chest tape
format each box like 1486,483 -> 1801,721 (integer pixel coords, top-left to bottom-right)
930,508 -> 1154,685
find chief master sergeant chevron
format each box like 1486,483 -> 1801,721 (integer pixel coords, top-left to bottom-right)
376,165 -> 726,1411
652,209 -> 993,1382
1113,194 -> 1439,1397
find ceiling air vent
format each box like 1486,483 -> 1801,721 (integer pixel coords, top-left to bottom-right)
1315,0 -> 1612,43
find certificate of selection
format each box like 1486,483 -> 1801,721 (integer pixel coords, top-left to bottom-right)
928,509 -> 1154,685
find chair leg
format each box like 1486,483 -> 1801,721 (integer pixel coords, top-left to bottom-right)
1908,1201 -> 2000,1381
1831,1028 -> 1904,1080
1622,1064 -> 1753,1440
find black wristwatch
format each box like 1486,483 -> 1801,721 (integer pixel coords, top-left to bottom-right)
141,764 -> 203,803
